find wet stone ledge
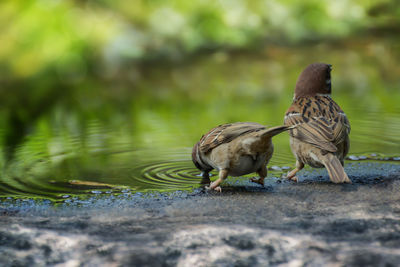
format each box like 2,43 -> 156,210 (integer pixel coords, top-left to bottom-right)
0,162 -> 400,266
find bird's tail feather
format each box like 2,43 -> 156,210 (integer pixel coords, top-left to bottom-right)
320,153 -> 351,184
260,125 -> 291,139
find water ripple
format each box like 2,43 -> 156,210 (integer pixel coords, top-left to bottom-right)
134,161 -> 202,190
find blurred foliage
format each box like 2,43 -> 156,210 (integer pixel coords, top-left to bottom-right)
0,0 -> 400,195
2,0 -> 400,77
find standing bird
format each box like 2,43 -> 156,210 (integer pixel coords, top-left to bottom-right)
284,63 -> 351,183
192,122 -> 290,192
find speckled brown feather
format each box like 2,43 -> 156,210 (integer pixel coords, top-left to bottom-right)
284,95 -> 350,153
192,122 -> 290,189
284,63 -> 351,183
192,122 -> 266,173
198,122 -> 266,154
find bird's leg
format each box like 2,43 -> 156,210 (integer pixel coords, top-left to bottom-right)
251,164 -> 267,185
200,171 -> 211,185
206,169 -> 228,192
286,161 -> 304,182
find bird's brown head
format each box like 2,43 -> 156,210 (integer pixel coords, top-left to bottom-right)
294,63 -> 332,99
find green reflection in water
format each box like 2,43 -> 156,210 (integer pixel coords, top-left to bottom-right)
1,38 -> 400,200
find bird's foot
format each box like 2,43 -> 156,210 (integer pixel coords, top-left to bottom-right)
214,186 -> 222,192
285,173 -> 298,182
250,177 -> 264,185
205,185 -> 222,192
205,180 -> 222,192
286,169 -> 299,182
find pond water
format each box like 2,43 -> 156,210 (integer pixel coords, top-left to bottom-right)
1,37 -> 400,201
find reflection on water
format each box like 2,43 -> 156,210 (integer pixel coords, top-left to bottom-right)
138,161 -> 201,189
2,145 -> 400,201
1,38 -> 400,200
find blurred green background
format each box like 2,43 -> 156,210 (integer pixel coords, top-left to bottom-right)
1,0 -> 400,198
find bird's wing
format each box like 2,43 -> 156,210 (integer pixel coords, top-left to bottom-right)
284,96 -> 350,153
331,110 -> 351,146
199,122 -> 266,153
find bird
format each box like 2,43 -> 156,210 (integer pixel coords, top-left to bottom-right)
284,63 -> 351,183
192,122 -> 290,192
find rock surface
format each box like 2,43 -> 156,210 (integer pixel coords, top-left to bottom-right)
1,162 -> 400,266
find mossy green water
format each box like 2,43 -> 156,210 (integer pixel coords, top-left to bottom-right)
0,1 -> 400,200
2,37 -> 400,200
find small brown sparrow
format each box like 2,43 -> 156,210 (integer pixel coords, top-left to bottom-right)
192,122 -> 290,191
284,63 -> 351,183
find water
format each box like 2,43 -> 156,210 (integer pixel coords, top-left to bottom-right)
1,38 -> 400,201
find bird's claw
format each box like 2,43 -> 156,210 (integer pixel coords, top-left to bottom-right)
205,185 -> 222,192
286,175 -> 298,182
250,178 -> 264,185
